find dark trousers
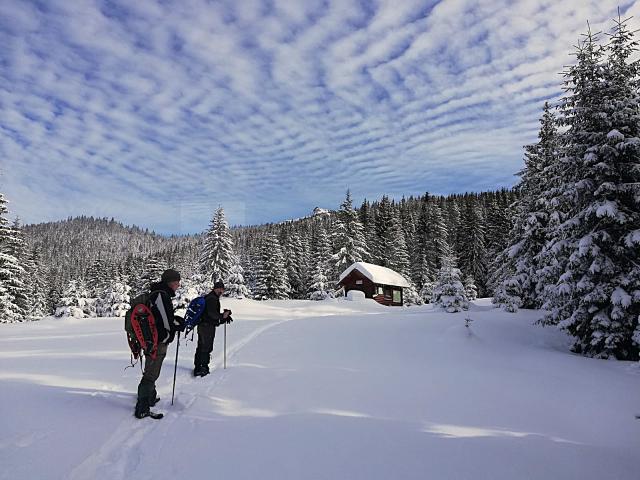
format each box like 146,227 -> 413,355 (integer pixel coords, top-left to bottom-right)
136,342 -> 168,410
194,322 -> 216,367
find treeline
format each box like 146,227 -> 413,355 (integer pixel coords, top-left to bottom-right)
0,188 -> 515,321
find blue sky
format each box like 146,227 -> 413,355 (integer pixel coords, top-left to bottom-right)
1,0 -> 638,234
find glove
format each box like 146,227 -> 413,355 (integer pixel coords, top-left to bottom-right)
225,316 -> 233,324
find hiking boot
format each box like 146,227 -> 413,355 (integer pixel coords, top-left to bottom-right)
134,403 -> 150,419
194,365 -> 209,377
134,409 -> 163,420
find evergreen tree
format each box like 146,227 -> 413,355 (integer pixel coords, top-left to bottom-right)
0,195 -> 26,322
457,196 -> 488,295
141,254 -> 166,291
372,195 -> 394,266
359,199 -> 375,261
308,221 -> 334,298
432,256 -> 469,313
284,231 -> 306,299
8,218 -> 30,317
86,257 -> 107,298
403,282 -> 422,306
493,103 -> 560,310
330,190 -> 368,277
55,280 -> 89,318
254,233 -> 289,300
200,207 -> 235,283
27,246 -> 50,318
541,20 -> 640,360
387,208 -> 410,278
226,256 -> 250,299
464,275 -> 478,301
96,281 -> 131,317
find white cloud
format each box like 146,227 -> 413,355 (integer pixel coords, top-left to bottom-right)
1,0 -> 639,232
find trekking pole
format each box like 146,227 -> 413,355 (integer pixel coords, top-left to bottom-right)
224,323 -> 227,369
171,332 -> 180,405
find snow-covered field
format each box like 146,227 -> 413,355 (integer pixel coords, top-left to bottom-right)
1,298 -> 638,480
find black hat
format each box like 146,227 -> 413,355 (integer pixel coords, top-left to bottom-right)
213,280 -> 225,290
161,269 -> 181,283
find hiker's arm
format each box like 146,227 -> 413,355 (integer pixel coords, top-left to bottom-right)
205,296 -> 223,323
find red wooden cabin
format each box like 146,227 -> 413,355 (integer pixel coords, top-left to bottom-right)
337,262 -> 410,306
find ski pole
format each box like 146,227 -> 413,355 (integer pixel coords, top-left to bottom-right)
171,332 -> 180,405
224,323 -> 227,369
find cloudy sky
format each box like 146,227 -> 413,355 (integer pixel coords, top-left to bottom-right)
1,0 -> 638,234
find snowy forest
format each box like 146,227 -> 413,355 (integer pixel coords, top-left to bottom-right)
1,17 -> 639,361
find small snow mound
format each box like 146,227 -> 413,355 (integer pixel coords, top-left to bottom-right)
346,290 -> 366,302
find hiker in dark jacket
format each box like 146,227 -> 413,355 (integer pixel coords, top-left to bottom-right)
193,280 -> 232,377
135,269 -> 185,419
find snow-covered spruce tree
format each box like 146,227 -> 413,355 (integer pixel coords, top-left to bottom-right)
403,282 -> 423,306
387,208 -> 410,278
330,190 -> 368,278
226,255 -> 250,299
27,246 -> 50,318
141,254 -> 166,291
422,199 -> 450,282
55,280 -> 89,318
493,103 -> 560,311
457,196 -> 488,295
484,192 -> 514,264
359,199 -> 376,261
200,206 -> 235,283
254,233 -> 290,300
541,20 -> 640,360
283,231 -> 306,299
419,278 -> 436,304
299,233 -> 312,294
0,195 -> 27,323
308,262 -> 333,300
464,276 -> 478,301
96,280 -> 131,317
308,222 -> 334,300
86,257 -> 108,299
7,218 -> 30,317
444,199 -> 461,255
123,254 -> 145,297
371,195 -> 394,266
432,256 -> 469,313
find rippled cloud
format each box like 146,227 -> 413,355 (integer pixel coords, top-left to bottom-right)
1,0 -> 637,233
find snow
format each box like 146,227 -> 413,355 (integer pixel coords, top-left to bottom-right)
346,289 -> 366,301
606,129 -> 625,141
595,200 -> 618,218
1,298 -> 639,480
339,261 -> 411,288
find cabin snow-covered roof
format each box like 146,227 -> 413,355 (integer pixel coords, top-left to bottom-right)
338,262 -> 411,288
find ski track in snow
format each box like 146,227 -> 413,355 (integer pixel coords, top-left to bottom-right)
69,318 -> 291,480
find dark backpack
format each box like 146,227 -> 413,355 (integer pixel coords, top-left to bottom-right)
125,291 -> 161,360
183,296 -> 207,335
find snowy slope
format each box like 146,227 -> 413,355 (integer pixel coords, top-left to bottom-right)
0,299 -> 638,480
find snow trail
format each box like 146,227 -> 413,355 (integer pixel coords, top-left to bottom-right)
69,318 -> 290,480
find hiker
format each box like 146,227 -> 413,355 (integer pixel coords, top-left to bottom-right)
193,280 -> 232,377
135,269 -> 185,419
